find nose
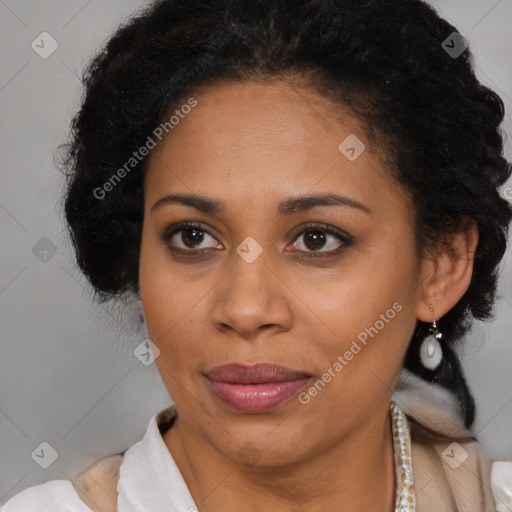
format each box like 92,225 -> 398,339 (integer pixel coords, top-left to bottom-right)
210,249 -> 293,341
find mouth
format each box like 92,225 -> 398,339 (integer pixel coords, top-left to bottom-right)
204,362 -> 313,413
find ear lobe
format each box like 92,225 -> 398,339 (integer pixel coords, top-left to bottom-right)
415,224 -> 479,322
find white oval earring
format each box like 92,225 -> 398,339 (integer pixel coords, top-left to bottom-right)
419,304 -> 443,371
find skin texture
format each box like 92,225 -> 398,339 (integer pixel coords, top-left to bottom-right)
138,79 -> 478,512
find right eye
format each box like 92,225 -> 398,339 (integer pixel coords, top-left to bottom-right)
159,222 -> 223,254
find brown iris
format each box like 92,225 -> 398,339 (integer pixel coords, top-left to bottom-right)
302,229 -> 326,251
181,228 -> 205,248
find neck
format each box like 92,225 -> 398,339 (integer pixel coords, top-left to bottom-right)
163,403 -> 396,512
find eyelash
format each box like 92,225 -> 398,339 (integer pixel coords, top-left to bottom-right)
159,221 -> 352,260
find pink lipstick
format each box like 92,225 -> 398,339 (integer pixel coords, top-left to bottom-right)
205,362 -> 311,413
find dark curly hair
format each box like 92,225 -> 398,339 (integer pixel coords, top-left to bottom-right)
60,0 -> 511,428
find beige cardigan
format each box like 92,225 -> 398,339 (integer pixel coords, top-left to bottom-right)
72,371 -> 497,511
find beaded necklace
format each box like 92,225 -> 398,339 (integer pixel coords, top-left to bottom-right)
390,401 -> 416,511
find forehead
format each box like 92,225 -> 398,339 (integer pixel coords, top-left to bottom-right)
143,80 -> 405,219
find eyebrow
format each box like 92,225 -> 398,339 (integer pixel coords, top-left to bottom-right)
150,192 -> 373,216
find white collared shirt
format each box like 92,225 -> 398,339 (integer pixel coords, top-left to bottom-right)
2,404 -> 511,511
2,406 -> 196,512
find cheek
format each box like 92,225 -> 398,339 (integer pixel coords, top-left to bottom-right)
313,237 -> 416,329
303,237 -> 418,370
139,228 -> 181,344
139,229 -> 213,371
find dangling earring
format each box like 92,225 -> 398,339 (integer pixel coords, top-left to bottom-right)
419,304 -> 443,371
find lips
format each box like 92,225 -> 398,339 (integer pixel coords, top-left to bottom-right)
204,363 -> 312,413
205,362 -> 311,383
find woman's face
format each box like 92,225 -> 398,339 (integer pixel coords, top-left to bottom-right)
139,79 -> 424,467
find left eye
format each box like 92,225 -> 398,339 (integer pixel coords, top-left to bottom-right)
288,225 -> 349,255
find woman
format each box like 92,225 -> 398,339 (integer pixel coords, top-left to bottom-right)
3,0 -> 511,510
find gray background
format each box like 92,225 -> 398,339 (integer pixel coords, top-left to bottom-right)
1,0 -> 511,503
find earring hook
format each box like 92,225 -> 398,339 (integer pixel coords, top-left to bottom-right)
429,303 -> 437,329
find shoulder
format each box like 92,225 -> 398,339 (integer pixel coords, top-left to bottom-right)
409,419 -> 496,511
72,453 -> 124,512
2,479 -> 92,512
1,454 -> 124,512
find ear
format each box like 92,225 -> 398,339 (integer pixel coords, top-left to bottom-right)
415,223 -> 479,322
